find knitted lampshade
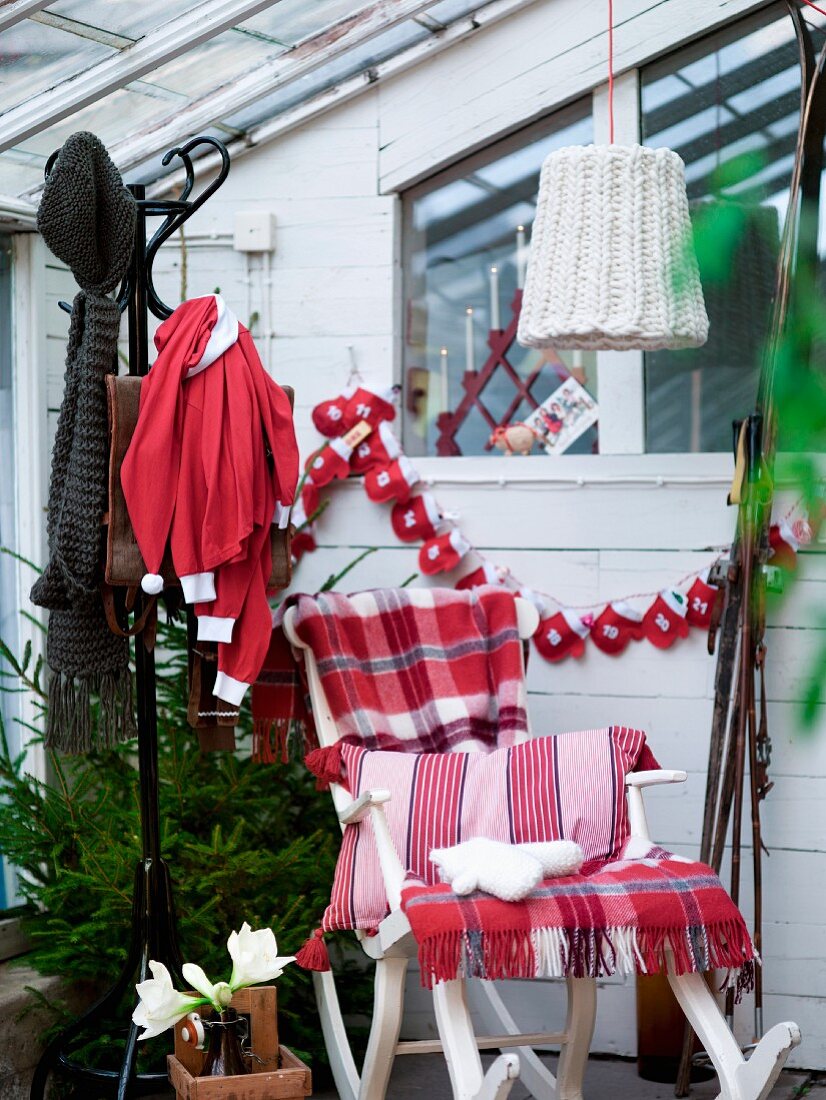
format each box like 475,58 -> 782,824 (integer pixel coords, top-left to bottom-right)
518,144 -> 709,351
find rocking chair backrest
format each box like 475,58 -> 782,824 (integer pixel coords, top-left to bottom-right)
282,592 -> 538,752
284,591 -> 537,824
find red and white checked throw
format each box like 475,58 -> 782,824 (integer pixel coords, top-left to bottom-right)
401,848 -> 757,998
288,586 -> 528,753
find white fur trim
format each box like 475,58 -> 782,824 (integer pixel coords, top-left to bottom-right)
273,501 -> 291,530
330,435 -> 353,461
186,295 -> 239,377
480,562 -> 502,586
197,615 -> 235,643
180,571 -> 216,604
449,529 -> 472,559
291,499 -> 307,528
420,491 -> 442,528
660,589 -> 687,617
561,606 -> 590,638
519,587 -> 550,617
398,454 -> 420,488
141,573 -> 164,595
378,420 -> 401,459
214,670 -> 250,707
611,599 -> 643,622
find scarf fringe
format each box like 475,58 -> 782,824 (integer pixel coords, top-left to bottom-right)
252,718 -> 315,765
46,666 -> 136,753
416,920 -> 757,1002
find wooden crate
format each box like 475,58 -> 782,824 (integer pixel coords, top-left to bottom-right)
168,986 -> 310,1098
173,987 -> 279,1077
167,1046 -> 311,1100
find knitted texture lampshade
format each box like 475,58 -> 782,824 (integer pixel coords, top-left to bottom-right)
518,144 -> 709,351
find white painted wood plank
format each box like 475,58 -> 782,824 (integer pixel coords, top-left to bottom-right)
768,994 -> 826,1068
378,0 -> 767,191
304,477 -> 737,552
595,350 -> 645,456
225,127 -> 381,201
270,265 -> 395,338
642,774 -> 826,853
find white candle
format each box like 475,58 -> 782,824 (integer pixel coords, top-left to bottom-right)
440,347 -> 449,411
465,308 -> 475,374
489,265 -> 501,330
516,225 -> 527,288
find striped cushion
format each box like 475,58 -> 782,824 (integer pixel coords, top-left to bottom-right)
321,726 -> 659,932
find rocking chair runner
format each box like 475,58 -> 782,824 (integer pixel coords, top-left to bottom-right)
283,590 -> 800,1100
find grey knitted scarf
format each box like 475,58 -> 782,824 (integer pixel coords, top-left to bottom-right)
31,132 -> 137,752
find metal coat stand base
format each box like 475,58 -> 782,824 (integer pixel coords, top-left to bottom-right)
30,138 -> 230,1100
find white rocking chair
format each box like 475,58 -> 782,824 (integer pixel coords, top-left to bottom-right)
283,596 -> 800,1100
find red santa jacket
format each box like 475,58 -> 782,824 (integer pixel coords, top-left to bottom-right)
121,294 -> 298,602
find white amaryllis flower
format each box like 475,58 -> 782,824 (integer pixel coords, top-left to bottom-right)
227,922 -> 295,991
182,963 -> 234,1012
132,961 -> 204,1041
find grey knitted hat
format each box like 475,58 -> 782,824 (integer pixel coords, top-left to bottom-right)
31,133 -> 136,752
38,131 -> 135,295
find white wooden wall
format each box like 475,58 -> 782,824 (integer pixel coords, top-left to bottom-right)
22,0 -> 826,1069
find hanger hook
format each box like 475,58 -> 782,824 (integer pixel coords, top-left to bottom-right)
144,136 -> 232,318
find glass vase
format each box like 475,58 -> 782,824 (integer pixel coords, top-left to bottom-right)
199,1007 -> 249,1077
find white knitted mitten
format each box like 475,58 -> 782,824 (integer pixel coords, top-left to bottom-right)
517,840 -> 584,878
430,837 -> 543,902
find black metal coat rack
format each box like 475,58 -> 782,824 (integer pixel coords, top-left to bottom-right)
30,136 -> 231,1100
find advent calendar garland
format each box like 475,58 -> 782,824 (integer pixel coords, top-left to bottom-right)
292,384 -> 813,664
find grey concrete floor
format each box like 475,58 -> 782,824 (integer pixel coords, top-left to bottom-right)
312,1054 -> 816,1099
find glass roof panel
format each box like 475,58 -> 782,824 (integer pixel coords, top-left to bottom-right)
0,19 -> 113,113
146,28 -> 288,98
17,85 -> 183,159
243,0 -> 373,45
44,0 -> 206,39
220,16 -> 431,133
0,0 -> 517,200
0,150 -> 45,196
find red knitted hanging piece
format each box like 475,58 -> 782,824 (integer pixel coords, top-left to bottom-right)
296,928 -> 331,972
251,625 -> 315,763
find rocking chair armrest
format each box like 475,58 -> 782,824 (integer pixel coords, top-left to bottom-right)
338,788 -> 392,824
625,770 -> 688,788
338,789 -> 406,912
625,770 -> 687,842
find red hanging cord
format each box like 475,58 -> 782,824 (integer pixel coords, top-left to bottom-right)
799,0 -> 826,19
607,0 -> 615,143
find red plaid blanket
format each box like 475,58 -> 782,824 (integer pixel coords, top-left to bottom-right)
401,852 -> 756,999
288,586 -> 528,752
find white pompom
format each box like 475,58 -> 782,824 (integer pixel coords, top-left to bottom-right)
141,573 -> 164,595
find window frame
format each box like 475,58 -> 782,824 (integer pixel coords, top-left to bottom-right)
395,0 -> 791,463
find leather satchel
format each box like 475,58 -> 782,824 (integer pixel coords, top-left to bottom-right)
104,375 -> 294,590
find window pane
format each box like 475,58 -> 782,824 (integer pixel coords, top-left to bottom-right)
640,5 -> 825,453
402,101 -> 596,457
